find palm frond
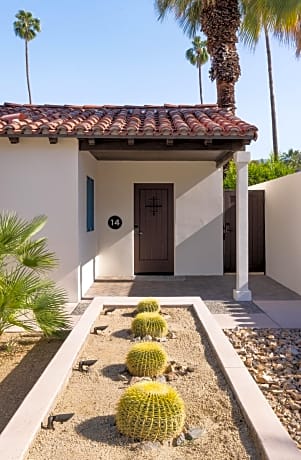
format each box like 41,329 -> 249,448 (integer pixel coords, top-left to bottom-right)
155,0 -> 203,37
0,213 -> 47,256
31,285 -> 70,336
16,237 -> 58,271
14,10 -> 41,41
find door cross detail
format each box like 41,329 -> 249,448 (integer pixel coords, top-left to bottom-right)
145,196 -> 162,216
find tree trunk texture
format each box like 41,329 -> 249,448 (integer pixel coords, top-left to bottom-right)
264,27 -> 279,161
198,64 -> 204,104
201,0 -> 241,112
25,40 -> 32,104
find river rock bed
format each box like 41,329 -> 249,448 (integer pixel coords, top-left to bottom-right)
224,328 -> 301,450
27,307 -> 258,460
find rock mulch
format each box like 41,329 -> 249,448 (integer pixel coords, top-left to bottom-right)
225,328 -> 301,450
0,333 -> 64,433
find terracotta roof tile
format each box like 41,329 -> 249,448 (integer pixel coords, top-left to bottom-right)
0,103 -> 258,140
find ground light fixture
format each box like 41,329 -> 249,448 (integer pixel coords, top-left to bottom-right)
93,325 -> 108,334
78,359 -> 98,372
41,413 -> 74,430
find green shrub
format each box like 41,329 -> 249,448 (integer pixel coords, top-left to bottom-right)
224,158 -> 295,189
0,212 -> 70,336
116,381 -> 185,441
137,298 -> 160,313
131,312 -> 168,338
126,342 -> 168,377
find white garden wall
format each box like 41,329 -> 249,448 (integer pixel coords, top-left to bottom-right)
250,173 -> 301,295
0,138 -> 80,302
96,161 -> 223,277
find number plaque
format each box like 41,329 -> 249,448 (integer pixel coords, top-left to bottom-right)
108,216 -> 122,230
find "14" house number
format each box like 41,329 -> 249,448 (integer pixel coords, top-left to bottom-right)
108,216 -> 122,230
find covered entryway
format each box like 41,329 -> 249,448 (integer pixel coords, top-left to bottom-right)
224,190 -> 265,273
134,183 -> 174,274
0,103 -> 258,301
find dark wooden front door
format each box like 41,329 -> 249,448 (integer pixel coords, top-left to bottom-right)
223,190 -> 265,273
134,184 -> 174,274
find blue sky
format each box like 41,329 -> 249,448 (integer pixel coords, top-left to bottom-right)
1,1 -> 300,160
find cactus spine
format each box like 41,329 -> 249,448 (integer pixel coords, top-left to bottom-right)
137,298 -> 160,313
126,342 -> 168,377
116,381 -> 185,441
131,312 -> 168,338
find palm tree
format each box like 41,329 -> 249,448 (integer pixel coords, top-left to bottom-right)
185,36 -> 209,103
156,0 -> 301,158
280,148 -> 301,169
240,0 -> 301,160
0,213 -> 70,336
13,10 -> 41,104
156,0 -> 241,112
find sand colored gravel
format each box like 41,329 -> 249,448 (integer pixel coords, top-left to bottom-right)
27,307 -> 258,460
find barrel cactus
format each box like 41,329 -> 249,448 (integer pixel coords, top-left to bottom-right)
126,342 -> 168,377
137,298 -> 160,313
116,381 -> 185,441
131,312 -> 168,338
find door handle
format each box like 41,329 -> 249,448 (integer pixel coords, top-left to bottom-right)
223,223 -> 231,240
224,223 -> 231,233
134,225 -> 143,236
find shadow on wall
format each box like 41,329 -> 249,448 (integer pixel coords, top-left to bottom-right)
176,213 -> 223,275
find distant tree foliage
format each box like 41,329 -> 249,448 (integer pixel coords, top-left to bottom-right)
223,157 -> 296,189
280,149 -> 301,170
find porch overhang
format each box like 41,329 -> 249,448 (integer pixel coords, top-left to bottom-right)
79,137 -> 251,167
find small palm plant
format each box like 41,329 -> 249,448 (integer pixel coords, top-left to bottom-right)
0,212 -> 70,336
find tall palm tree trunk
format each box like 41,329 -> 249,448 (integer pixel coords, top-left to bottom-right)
25,40 -> 32,104
201,0 -> 241,112
198,64 -> 204,104
264,26 -> 279,161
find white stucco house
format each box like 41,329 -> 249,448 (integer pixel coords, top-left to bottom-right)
0,103 -> 257,302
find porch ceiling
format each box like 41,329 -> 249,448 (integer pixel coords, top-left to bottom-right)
79,138 -> 245,166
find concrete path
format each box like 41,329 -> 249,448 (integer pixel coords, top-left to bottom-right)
84,275 -> 301,330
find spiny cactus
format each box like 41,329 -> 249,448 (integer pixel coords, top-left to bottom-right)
131,312 -> 168,338
126,342 -> 168,377
116,381 -> 185,441
137,298 -> 160,313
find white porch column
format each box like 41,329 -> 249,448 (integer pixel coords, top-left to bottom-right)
233,151 -> 252,301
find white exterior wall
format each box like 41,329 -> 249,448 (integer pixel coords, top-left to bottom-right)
250,173 -> 301,295
78,151 -> 98,296
0,138 -> 80,302
97,161 -> 223,277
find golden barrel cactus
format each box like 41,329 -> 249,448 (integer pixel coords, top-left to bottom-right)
131,312 -> 168,338
126,342 -> 168,377
116,381 -> 185,441
137,298 -> 160,313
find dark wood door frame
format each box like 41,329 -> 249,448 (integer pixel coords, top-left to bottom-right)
134,183 -> 174,274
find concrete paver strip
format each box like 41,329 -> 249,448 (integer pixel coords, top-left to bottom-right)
214,313 -> 280,329
254,300 -> 301,328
